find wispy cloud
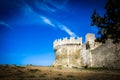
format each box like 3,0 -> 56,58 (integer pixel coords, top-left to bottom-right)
0,21 -> 12,29
24,3 -> 77,37
40,16 -> 56,27
40,16 -> 77,37
61,25 -> 77,37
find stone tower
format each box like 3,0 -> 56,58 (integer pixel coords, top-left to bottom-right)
80,33 -> 96,67
53,37 -> 82,68
53,33 -> 98,68
86,33 -> 95,49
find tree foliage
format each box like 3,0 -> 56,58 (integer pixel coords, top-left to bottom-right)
91,0 -> 120,43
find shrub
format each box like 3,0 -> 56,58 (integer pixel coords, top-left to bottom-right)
57,73 -> 62,76
28,69 -> 39,73
66,75 -> 73,78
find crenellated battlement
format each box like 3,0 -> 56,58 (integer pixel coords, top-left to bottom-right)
53,37 -> 82,48
53,33 -> 102,68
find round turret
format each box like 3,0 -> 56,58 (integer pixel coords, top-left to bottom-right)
53,37 -> 82,68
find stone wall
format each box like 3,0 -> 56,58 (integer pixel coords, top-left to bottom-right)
91,40 -> 120,69
53,33 -> 120,69
53,44 -> 81,68
80,44 -> 92,67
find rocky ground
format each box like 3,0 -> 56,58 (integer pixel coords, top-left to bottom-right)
0,65 -> 120,80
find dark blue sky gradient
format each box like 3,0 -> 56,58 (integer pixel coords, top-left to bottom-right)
0,0 -> 106,66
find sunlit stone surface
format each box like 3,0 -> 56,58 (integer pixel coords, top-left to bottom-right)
53,33 -> 120,69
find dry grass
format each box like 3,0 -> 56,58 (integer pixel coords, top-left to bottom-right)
0,65 -> 120,80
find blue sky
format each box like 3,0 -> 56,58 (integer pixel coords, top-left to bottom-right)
0,0 -> 106,66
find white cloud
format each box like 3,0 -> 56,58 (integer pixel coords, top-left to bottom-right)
61,26 -> 77,37
40,16 -> 77,37
0,21 -> 12,29
40,16 -> 55,27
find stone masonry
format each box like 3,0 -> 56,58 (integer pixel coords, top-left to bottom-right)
53,33 -> 120,69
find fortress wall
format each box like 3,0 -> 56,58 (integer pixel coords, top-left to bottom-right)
53,44 -> 81,68
80,44 -> 92,67
53,33 -> 120,69
91,41 -> 120,69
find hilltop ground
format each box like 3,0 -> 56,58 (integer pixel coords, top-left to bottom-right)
0,65 -> 120,80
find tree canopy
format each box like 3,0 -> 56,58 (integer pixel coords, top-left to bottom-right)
91,0 -> 120,43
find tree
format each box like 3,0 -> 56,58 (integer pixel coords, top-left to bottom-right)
91,0 -> 120,43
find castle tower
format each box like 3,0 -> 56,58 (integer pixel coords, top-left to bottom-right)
53,37 -> 82,68
86,33 -> 95,49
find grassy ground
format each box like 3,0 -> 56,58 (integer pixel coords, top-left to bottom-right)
0,65 -> 120,80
